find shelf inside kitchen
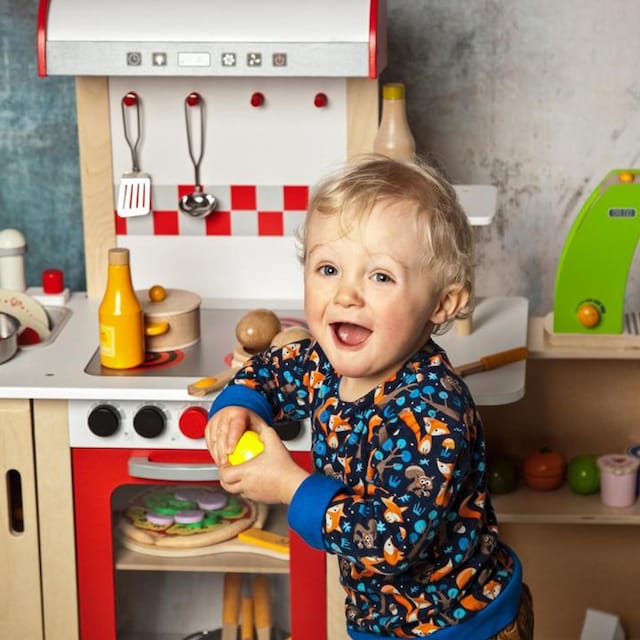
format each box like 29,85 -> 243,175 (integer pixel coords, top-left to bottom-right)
115,504 -> 290,574
493,485 -> 640,525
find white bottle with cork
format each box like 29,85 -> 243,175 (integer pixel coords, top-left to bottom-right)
98,248 -> 145,369
373,82 -> 416,162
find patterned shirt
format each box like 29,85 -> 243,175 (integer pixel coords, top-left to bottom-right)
213,338 -> 519,638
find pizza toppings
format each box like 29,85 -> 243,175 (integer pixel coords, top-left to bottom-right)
124,487 -> 251,535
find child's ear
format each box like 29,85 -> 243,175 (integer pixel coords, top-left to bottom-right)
430,285 -> 470,325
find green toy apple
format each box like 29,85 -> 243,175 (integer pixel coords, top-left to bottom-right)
567,454 -> 600,495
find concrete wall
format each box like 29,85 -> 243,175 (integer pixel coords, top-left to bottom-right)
3,0 -> 640,315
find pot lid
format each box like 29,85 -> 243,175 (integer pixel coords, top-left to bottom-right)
38,0 -> 387,78
138,288 -> 201,316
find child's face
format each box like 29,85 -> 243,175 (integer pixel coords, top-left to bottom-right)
304,199 -> 452,399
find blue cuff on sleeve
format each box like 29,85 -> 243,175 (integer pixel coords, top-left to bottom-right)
208,385 -> 274,425
288,473 -> 347,550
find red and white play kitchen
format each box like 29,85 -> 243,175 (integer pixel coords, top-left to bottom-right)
0,1 -> 530,639
34,1 -> 389,638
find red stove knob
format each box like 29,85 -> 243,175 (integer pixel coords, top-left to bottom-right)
179,406 -> 209,439
133,405 -> 166,439
88,404 -> 121,437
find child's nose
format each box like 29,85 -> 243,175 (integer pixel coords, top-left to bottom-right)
334,278 -> 362,307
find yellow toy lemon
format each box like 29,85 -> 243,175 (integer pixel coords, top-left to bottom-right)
228,431 -> 265,466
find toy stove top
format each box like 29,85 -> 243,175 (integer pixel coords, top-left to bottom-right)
72,307 -> 309,450
85,307 -> 306,378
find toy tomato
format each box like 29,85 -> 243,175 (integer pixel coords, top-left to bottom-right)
523,447 -> 566,491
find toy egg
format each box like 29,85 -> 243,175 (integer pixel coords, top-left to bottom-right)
228,431 -> 265,466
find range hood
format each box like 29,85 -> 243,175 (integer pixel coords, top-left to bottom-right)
37,0 -> 387,78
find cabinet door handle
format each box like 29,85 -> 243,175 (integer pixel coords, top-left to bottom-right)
128,455 -> 219,481
5,469 -> 24,534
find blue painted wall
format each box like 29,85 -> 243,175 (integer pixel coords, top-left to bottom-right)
0,0 -> 84,291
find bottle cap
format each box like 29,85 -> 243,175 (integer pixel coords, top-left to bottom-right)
382,83 -> 406,100
108,247 -> 130,265
42,268 -> 64,294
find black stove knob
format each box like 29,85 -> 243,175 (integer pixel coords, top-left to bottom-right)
88,404 -> 121,438
133,405 -> 166,439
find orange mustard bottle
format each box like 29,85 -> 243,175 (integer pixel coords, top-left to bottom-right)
373,82 -> 416,162
98,248 -> 145,369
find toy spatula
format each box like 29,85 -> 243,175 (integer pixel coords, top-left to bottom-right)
117,92 -> 151,218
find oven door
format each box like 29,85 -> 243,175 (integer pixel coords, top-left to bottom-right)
72,448 -> 325,639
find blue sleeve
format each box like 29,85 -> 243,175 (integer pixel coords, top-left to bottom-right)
208,385 -> 274,425
288,473 -> 347,550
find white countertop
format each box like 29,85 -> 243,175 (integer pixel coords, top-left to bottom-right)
0,294 -> 528,405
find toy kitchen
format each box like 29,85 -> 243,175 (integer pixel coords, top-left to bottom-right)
0,1 -> 530,640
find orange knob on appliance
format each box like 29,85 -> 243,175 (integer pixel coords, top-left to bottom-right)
577,302 -> 601,328
98,248 -> 145,369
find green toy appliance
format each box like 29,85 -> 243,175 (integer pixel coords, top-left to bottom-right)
552,169 -> 640,337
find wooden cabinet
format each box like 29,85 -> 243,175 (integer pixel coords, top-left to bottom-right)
0,398 -> 43,639
482,357 -> 640,639
0,399 -> 78,640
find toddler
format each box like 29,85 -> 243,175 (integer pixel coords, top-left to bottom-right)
206,155 -> 533,639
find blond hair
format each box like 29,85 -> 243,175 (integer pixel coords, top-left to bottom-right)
298,154 -> 475,331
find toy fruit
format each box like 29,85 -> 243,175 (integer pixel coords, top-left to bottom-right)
487,457 -> 518,494
228,431 -> 265,466
522,447 -> 566,491
567,454 -> 600,495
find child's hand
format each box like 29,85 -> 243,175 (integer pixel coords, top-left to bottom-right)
205,406 -> 263,466
218,423 -> 309,504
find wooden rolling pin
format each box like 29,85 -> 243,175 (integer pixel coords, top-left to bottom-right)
456,346 -> 528,377
252,575 -> 272,640
240,586 -> 254,640
222,573 -> 242,640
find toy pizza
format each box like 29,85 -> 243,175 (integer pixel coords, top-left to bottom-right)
117,485 -> 262,552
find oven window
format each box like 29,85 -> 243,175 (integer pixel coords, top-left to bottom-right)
111,484 -> 291,639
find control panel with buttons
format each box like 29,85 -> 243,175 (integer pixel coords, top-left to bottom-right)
69,399 -> 310,451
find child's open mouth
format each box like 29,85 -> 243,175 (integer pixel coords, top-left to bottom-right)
331,322 -> 371,347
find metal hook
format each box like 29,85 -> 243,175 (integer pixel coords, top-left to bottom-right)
184,92 -> 205,188
121,92 -> 142,172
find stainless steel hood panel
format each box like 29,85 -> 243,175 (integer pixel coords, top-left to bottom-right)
39,0 -> 387,77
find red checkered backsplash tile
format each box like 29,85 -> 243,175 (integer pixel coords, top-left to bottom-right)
115,184 -> 309,237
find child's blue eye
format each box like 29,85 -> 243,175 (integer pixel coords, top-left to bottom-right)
320,265 -> 338,276
373,272 -> 393,283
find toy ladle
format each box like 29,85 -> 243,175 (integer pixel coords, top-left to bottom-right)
179,92 -> 217,218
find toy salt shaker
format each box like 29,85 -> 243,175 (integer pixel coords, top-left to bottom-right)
0,228 -> 26,291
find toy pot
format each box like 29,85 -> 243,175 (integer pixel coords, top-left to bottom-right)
137,287 -> 201,352
597,454 -> 640,507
